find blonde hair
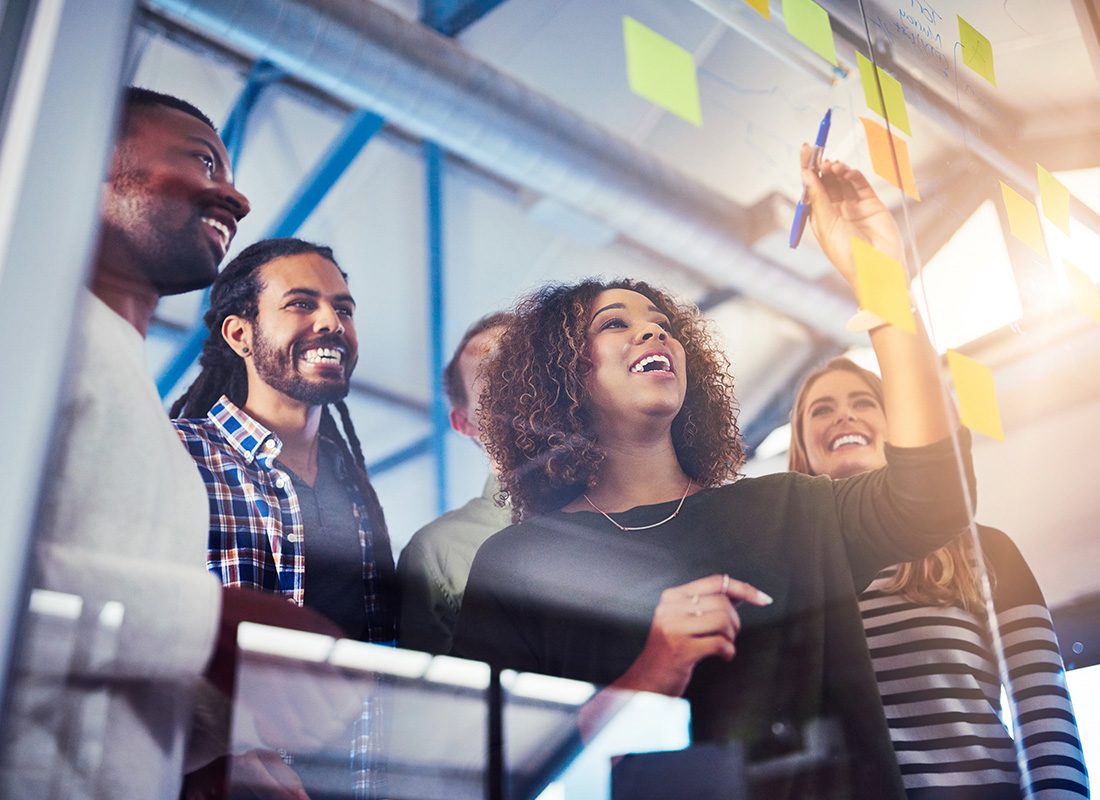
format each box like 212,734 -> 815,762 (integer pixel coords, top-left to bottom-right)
788,357 -> 987,610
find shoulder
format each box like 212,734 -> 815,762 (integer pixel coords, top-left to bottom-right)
978,525 -> 1047,609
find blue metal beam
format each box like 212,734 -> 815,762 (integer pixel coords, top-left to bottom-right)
425,141 -> 449,514
368,435 -> 433,476
419,0 -> 510,36
156,107 -> 386,398
221,60 -> 284,168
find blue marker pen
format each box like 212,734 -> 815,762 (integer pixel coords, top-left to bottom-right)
789,108 -> 832,248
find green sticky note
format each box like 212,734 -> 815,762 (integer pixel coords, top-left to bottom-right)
782,0 -> 837,66
622,16 -> 703,127
856,52 -> 911,136
999,182 -> 1046,256
958,16 -> 996,87
947,350 -> 1005,441
851,237 -> 916,334
744,0 -> 770,18
1038,164 -> 1071,235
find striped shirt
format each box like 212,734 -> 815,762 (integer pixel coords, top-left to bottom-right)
860,526 -> 1089,799
173,395 -> 396,643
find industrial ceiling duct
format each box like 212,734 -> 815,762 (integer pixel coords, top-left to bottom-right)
144,0 -> 861,342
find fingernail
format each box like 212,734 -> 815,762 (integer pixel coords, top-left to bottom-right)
758,591 -> 774,605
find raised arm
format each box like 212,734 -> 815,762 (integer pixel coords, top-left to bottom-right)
800,148 -> 952,448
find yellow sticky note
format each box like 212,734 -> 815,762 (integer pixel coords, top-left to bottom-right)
1038,164 -> 1071,236
744,0 -> 770,18
782,0 -> 837,66
1064,260 -> 1100,323
860,118 -> 920,200
622,17 -> 703,127
958,16 -> 996,87
947,350 -> 1005,441
856,52 -> 911,136
851,237 -> 916,334
999,182 -> 1046,256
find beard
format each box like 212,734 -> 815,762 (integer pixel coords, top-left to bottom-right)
251,327 -> 352,406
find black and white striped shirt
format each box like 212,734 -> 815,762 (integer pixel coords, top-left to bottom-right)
859,526 -> 1089,799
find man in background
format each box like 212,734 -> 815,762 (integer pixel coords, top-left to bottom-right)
398,313 -> 513,655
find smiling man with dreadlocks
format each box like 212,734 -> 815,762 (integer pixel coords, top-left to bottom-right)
171,237 -> 397,643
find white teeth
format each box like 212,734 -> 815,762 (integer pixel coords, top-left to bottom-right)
831,434 -> 869,451
630,354 -> 672,373
302,348 -> 343,364
202,217 -> 230,249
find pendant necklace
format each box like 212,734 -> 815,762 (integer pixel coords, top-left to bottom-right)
583,478 -> 693,532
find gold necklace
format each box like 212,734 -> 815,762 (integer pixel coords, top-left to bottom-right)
583,478 -> 693,532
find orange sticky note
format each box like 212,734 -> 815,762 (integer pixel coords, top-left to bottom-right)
958,16 -> 996,87
1064,260 -> 1100,323
860,117 -> 920,200
947,350 -> 1004,441
782,0 -> 837,66
857,52 -> 911,136
851,237 -> 916,334
1038,164 -> 1071,235
744,0 -> 770,18
999,182 -> 1046,256
622,17 -> 703,126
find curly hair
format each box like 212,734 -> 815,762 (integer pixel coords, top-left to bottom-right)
788,356 -> 988,610
481,278 -> 742,519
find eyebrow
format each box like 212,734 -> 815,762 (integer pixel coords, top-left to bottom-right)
591,301 -> 665,319
282,287 -> 356,306
808,389 -> 878,408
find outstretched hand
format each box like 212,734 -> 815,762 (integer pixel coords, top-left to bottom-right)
800,144 -> 904,289
613,574 -> 772,698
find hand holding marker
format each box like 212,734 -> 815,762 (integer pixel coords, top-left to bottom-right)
789,108 -> 832,248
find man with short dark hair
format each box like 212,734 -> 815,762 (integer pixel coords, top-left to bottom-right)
397,313 -> 513,655
0,87 -> 250,799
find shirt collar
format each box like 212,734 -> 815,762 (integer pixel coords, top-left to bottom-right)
209,395 -> 281,467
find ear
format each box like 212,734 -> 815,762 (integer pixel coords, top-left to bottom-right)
222,315 -> 253,358
450,406 -> 479,439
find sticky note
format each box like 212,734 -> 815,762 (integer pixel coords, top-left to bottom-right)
860,117 -> 920,200
782,0 -> 837,66
744,0 -> 770,18
856,52 -> 911,136
958,16 -> 996,87
947,350 -> 1004,441
622,17 -> 703,127
851,237 -> 916,334
999,182 -> 1046,256
1038,164 -> 1071,235
1064,260 -> 1100,323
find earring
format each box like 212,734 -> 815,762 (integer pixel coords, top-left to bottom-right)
241,346 -> 250,354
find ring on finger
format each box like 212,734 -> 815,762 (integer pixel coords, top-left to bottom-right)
721,574 -> 729,594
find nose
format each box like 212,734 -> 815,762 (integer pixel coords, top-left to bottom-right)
638,323 -> 667,343
221,182 -> 251,221
314,303 -> 345,335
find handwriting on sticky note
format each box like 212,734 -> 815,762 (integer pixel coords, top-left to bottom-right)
958,16 -> 996,87
782,0 -> 837,66
999,182 -> 1046,257
947,350 -> 1004,441
851,237 -> 916,334
860,118 -> 920,200
857,52 -> 911,136
622,16 -> 703,127
744,0 -> 769,18
1064,260 -> 1100,323
1037,165 -> 1071,236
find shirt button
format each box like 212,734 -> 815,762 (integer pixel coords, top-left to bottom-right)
265,440 -> 276,450
275,478 -> 286,489
287,534 -> 301,543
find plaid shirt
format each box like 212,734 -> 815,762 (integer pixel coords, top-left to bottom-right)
173,396 -> 396,643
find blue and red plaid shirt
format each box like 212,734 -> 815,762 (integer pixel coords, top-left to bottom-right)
173,396 -> 396,644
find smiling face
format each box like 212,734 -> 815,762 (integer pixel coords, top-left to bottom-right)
800,368 -> 888,479
583,288 -> 687,439
102,105 -> 250,295
242,253 -> 358,408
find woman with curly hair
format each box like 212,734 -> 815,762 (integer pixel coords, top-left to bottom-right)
453,153 -> 975,799
789,357 -> 1089,799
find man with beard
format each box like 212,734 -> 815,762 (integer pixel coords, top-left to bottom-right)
171,238 -> 397,643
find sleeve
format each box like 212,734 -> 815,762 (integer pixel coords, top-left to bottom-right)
397,528 -> 458,656
451,531 -> 543,672
981,527 -> 1091,799
833,428 -> 977,587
